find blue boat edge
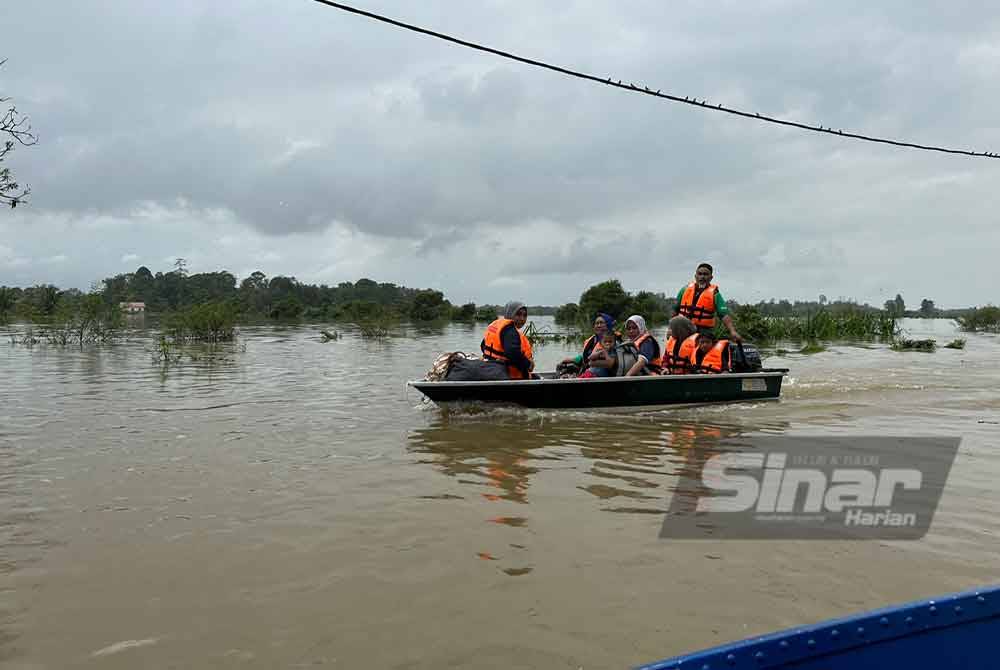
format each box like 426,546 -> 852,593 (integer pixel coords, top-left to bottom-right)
638,584 -> 1000,669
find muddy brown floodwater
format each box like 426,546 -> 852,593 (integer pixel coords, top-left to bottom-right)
1,317 -> 998,669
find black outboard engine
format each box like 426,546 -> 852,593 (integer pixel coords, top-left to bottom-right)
729,342 -> 763,372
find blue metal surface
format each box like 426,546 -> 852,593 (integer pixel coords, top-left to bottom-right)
639,585 -> 1000,669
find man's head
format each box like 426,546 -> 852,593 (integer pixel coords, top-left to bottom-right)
696,331 -> 716,354
694,263 -> 713,288
513,306 -> 528,328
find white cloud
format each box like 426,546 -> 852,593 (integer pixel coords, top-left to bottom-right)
121,253 -> 140,263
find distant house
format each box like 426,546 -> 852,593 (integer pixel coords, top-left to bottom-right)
120,302 -> 146,314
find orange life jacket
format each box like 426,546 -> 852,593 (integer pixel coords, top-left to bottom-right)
662,333 -> 699,374
630,332 -> 661,372
678,282 -> 718,329
583,332 -> 621,363
481,318 -> 534,379
689,339 -> 731,374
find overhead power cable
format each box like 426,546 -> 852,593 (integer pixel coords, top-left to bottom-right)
308,0 -> 999,160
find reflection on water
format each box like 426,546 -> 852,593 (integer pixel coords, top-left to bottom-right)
1,318 -> 998,668
408,414 -> 791,520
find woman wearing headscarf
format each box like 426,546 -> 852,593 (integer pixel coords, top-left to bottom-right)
480,301 -> 534,379
561,312 -> 618,371
623,314 -> 661,376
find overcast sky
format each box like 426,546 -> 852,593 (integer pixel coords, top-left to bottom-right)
2,1 -> 998,307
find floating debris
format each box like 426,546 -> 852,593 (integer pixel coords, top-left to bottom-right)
891,338 -> 936,352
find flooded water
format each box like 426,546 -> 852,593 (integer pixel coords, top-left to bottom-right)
1,317 -> 998,669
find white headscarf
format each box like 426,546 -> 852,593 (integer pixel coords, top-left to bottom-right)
625,315 -> 648,340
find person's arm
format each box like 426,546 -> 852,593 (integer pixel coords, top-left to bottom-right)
721,314 -> 741,343
715,291 -> 742,342
500,325 -> 532,377
589,351 -> 615,369
673,287 -> 684,315
626,339 -> 658,376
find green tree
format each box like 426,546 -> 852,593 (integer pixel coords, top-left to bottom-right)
239,270 -> 269,315
410,289 -> 450,321
629,290 -> 670,324
578,279 -> 631,323
22,284 -> 60,316
919,298 -> 936,317
452,302 -> 476,320
554,302 -> 579,325
0,286 -> 15,318
269,296 -> 303,319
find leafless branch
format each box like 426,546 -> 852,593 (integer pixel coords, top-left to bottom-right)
1,59 -> 37,208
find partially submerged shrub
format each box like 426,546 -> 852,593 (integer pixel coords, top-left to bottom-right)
891,338 -> 936,352
956,306 -> 1000,333
163,302 -> 237,342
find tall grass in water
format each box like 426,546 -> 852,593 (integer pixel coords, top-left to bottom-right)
732,306 -> 899,343
956,306 -> 1000,333
163,302 -> 238,342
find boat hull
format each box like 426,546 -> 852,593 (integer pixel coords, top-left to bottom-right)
639,585 -> 1000,670
409,369 -> 786,409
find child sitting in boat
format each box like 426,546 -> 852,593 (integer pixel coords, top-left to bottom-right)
689,332 -> 731,373
578,330 -> 619,378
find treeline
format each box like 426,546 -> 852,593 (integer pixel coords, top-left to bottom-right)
549,280 -> 891,327
551,281 -> 979,326
0,266 -> 509,324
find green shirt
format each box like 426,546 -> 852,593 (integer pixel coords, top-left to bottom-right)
675,285 -> 729,318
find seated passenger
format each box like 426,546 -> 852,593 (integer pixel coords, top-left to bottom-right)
661,315 -> 699,375
688,332 -> 731,373
578,330 -> 619,378
623,315 -> 661,376
480,301 -> 534,379
561,312 -> 618,372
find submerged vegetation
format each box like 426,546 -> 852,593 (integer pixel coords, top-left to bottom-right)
6,290 -> 125,345
943,338 -> 966,350
955,306 -> 1000,333
891,338 -> 937,352
162,302 -> 238,342
522,322 -> 583,347
727,305 -> 899,343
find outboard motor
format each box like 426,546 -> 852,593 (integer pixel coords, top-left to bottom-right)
729,342 -> 763,372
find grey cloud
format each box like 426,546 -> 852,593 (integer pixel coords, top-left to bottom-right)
4,1 -> 1000,304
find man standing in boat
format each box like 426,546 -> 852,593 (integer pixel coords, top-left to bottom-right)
481,302 -> 535,379
673,263 -> 743,343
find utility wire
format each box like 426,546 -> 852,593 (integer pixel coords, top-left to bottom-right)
308,0 -> 999,160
